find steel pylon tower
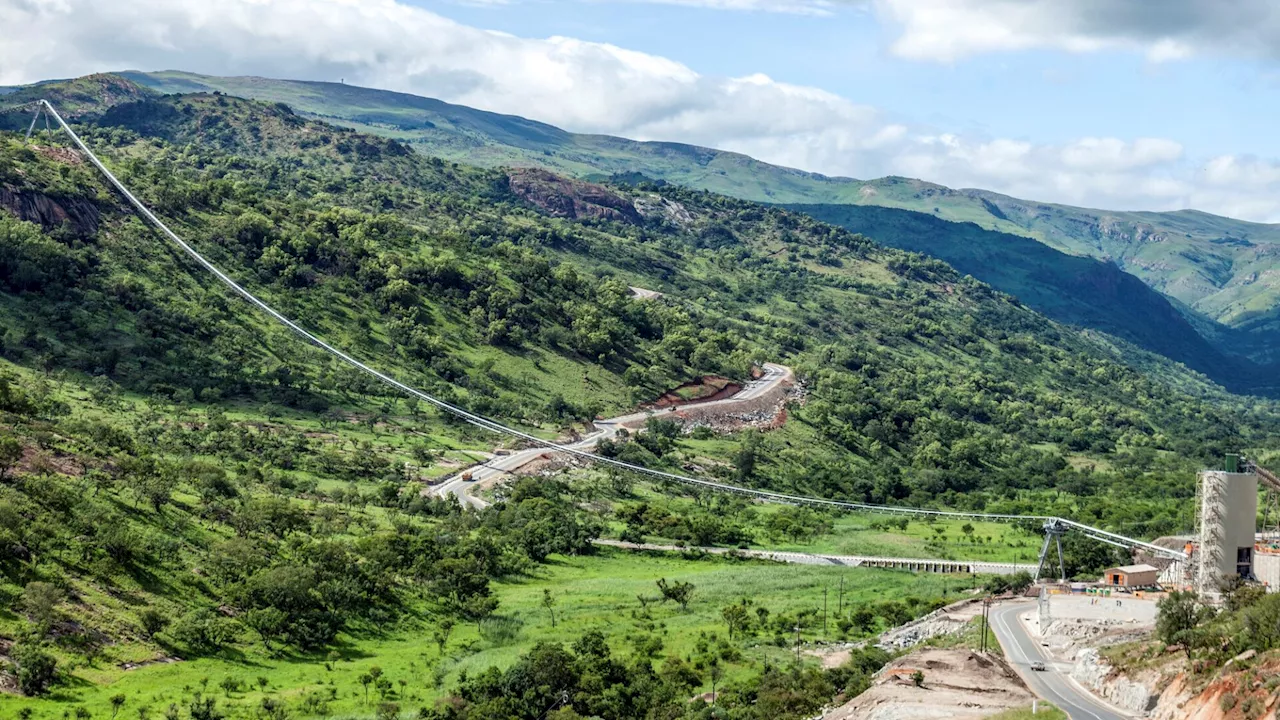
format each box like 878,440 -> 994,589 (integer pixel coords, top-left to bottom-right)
1034,519 -> 1069,583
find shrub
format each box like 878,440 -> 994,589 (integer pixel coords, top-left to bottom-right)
1219,692 -> 1237,712
168,608 -> 236,655
12,641 -> 58,696
138,607 -> 170,639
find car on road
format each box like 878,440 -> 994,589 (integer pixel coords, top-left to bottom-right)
1029,661 -> 1046,672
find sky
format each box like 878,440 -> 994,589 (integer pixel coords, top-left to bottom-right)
4,0 -> 1280,221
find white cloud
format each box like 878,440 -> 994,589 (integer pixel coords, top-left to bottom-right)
607,0 -> 839,14
873,0 -> 1280,63
4,0 -> 1280,220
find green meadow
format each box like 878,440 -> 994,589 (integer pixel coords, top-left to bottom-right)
0,550 -> 971,719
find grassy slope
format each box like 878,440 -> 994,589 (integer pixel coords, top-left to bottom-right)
115,71 -> 1280,341
1,546 -> 963,719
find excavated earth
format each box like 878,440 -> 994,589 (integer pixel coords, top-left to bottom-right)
826,648 -> 1036,720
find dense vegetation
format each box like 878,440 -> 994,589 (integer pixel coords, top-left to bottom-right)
118,71 -> 1280,367
786,203 -> 1272,394
1,74 -> 1278,714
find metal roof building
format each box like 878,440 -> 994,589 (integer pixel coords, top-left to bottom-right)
1102,564 -> 1160,588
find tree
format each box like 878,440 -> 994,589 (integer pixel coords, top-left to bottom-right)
850,607 -> 876,634
961,523 -> 975,542
461,594 -> 500,628
732,432 -> 761,482
656,578 -> 694,612
20,581 -> 62,637
911,670 -> 924,688
721,603 -> 750,641
358,673 -> 373,704
0,435 -> 22,480
258,698 -> 289,720
110,695 -> 127,719
1220,575 -> 1267,613
542,589 -> 558,628
432,618 -> 455,656
1156,590 -> 1214,659
12,641 -> 57,696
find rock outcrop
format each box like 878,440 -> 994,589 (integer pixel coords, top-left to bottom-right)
0,187 -> 101,237
507,168 -> 642,225
1070,647 -> 1159,714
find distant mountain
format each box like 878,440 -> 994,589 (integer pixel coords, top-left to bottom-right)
787,204 -> 1279,393
114,72 -> 1280,363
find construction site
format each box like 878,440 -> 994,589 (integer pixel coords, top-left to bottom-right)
1022,454 -> 1280,604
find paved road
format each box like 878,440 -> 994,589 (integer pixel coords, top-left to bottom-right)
431,363 -> 793,509
594,539 -> 1037,575
989,602 -> 1130,720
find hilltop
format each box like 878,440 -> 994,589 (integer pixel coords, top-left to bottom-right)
111,70 -> 1280,368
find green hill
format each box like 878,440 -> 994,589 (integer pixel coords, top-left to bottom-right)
786,203 -> 1279,394
1,74 -> 1276,714
112,70 -> 1280,363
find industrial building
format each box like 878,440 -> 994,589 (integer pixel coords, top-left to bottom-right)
1102,564 -> 1160,589
1195,461 -> 1260,602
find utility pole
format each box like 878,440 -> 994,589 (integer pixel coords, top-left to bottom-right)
838,575 -> 845,615
979,596 -> 993,653
794,625 -> 802,664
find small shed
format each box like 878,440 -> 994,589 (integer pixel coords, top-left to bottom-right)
1102,564 -> 1160,589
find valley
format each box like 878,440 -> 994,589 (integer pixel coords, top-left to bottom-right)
0,73 -> 1278,720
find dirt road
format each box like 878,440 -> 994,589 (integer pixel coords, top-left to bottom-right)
430,363 -> 793,509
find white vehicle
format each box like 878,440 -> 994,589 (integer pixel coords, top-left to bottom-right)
1029,661 -> 1046,672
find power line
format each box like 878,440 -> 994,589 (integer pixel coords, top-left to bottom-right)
14,99 -> 1187,561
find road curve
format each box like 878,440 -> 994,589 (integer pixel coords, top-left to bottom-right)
431,363 -> 793,509
989,602 -> 1131,720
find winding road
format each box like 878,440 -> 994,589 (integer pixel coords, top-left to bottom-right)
989,602 -> 1130,720
431,362 -> 793,508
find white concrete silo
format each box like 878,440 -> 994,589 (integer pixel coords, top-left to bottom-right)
1196,470 -> 1258,601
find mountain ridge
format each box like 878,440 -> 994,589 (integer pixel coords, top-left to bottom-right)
108,71 -> 1280,358
6,71 -> 1276,390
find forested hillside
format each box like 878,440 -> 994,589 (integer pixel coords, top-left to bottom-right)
0,74 -> 1277,715
115,71 -> 1280,366
787,203 -> 1277,394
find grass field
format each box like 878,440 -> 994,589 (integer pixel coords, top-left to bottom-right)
0,549 -> 974,720
593,476 -> 1043,564
752,509 -> 1042,564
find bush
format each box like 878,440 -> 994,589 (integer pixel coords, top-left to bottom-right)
168,608 -> 236,655
1219,692 -> 1237,712
12,641 -> 58,695
138,607 -> 170,639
